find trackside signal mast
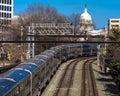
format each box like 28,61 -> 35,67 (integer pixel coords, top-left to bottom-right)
26,23 -> 74,59
26,24 -> 35,59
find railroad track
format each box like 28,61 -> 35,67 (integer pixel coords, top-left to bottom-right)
53,57 -> 87,96
81,58 -> 99,96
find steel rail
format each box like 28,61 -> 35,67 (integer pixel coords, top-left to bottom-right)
53,57 -> 85,96
81,58 -> 98,96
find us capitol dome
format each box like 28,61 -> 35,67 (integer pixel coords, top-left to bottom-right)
78,6 -> 94,35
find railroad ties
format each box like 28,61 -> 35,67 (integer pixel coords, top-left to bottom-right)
81,58 -> 99,96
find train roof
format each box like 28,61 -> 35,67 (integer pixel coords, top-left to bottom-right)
45,49 -> 57,55
50,46 -> 60,50
0,78 -> 16,96
41,50 -> 54,57
0,54 -> 50,95
0,67 -> 32,96
26,56 -> 46,66
32,54 -> 50,62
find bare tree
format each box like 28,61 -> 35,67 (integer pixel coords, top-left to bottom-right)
67,13 -> 80,34
18,4 -> 67,24
16,4 -> 68,54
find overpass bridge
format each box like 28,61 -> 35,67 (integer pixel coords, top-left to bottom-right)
0,23 -> 107,59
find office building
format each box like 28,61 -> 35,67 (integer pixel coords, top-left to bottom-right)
0,0 -> 13,26
108,18 -> 120,31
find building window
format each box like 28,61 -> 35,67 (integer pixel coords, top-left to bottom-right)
2,12 -> 3,17
9,6 -> 11,11
10,0 -> 11,4
7,0 -> 9,4
111,20 -> 119,23
8,20 -> 11,25
7,0 -> 12,4
7,6 -> 8,10
111,25 -> 119,27
111,25 -> 119,29
2,6 -> 3,10
5,6 -> 7,11
0,12 -> 1,17
5,0 -> 8,4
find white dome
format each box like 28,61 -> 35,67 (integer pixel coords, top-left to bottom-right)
80,7 -> 92,21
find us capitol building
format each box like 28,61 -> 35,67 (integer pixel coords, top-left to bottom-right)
77,6 -> 107,37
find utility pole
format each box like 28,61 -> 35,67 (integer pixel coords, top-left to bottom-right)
97,44 -> 100,66
26,24 -> 35,59
20,26 -> 24,62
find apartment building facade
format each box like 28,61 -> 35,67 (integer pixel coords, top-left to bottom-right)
0,0 -> 13,26
108,18 -> 120,31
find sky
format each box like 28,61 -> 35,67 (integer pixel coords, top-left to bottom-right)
14,0 -> 120,29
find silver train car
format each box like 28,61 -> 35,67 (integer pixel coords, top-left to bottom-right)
0,43 -> 97,96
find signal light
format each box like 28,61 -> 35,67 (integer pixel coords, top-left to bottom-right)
7,51 -> 11,61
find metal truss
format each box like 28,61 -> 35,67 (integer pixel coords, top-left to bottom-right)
26,23 -> 74,59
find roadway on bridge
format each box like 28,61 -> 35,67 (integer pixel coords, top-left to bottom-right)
41,57 -> 118,96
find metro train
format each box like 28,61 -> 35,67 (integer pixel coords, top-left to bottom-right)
0,43 -> 97,96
